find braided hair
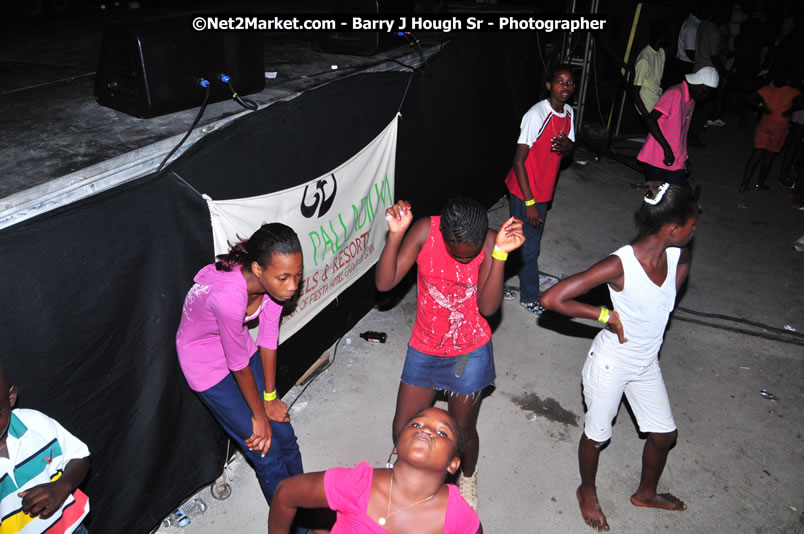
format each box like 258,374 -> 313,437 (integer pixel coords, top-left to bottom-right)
634,182 -> 696,238
215,223 -> 302,272
439,197 -> 488,247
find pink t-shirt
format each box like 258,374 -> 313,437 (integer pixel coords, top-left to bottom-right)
324,462 -> 480,534
175,264 -> 282,391
637,81 -> 695,171
410,217 -> 491,357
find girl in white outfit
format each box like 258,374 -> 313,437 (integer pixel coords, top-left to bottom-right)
541,182 -> 697,532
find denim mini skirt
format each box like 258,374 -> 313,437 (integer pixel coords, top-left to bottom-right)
400,341 -> 495,395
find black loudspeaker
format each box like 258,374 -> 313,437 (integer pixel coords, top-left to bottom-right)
314,0 -> 418,56
95,16 -> 264,119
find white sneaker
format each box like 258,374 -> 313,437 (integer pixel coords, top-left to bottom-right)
502,287 -> 516,300
706,119 -> 726,127
520,301 -> 546,317
457,471 -> 478,510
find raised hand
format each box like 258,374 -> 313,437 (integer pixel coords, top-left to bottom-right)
495,217 -> 525,253
385,200 -> 413,234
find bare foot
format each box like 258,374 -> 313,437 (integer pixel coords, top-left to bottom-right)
576,486 -> 609,531
630,492 -> 687,511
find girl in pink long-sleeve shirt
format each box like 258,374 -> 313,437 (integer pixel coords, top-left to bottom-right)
176,223 -> 306,510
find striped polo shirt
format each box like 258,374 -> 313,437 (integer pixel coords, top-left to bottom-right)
0,410 -> 89,534
637,81 -> 695,171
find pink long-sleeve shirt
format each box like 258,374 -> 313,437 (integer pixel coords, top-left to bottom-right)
176,264 -> 282,392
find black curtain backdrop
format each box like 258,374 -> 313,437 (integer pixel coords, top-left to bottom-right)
0,174 -> 223,532
0,33 -> 539,532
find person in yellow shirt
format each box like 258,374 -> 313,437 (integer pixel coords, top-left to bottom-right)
633,21 -> 671,116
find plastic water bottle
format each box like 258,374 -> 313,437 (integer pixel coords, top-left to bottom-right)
167,507 -> 190,528
166,498 -> 207,528
183,498 -> 208,522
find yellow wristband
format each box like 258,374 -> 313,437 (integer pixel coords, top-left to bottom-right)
491,246 -> 508,261
597,307 -> 610,324
263,390 -> 277,401
524,199 -> 537,206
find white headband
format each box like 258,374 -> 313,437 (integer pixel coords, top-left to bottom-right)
644,182 -> 669,205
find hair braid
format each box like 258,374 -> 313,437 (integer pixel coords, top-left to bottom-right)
440,197 -> 488,247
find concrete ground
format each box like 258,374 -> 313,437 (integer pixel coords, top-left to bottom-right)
159,119 -> 804,533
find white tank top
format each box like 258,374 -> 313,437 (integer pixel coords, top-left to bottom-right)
593,245 -> 681,363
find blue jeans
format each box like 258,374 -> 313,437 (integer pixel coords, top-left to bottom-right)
197,352 -> 303,505
510,194 -> 548,303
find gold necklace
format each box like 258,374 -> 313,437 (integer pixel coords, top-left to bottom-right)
550,112 -> 565,138
377,471 -> 438,527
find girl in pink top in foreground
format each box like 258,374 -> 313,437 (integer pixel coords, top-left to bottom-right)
268,407 -> 482,533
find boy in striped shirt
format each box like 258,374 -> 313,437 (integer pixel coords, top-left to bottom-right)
637,67 -> 719,185
0,363 -> 90,533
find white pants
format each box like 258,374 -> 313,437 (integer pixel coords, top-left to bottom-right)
581,346 -> 676,442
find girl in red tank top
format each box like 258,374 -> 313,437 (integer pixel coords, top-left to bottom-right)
375,197 -> 524,509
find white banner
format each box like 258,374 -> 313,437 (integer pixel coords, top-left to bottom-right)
204,115 -> 398,342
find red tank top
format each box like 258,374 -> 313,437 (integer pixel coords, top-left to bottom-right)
409,216 -> 492,356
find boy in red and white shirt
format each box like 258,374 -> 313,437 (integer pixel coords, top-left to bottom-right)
504,64 -> 576,316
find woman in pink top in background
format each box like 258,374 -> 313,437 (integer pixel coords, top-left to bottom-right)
175,223 -> 306,512
373,197 -> 524,510
637,67 -> 718,186
268,407 -> 482,534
